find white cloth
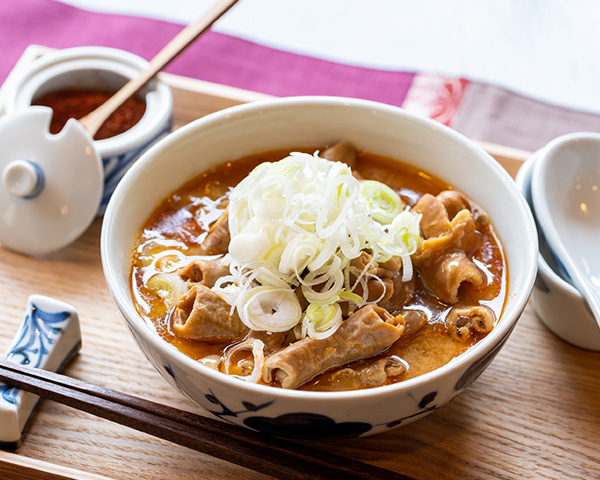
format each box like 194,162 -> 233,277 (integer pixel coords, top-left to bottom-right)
58,0 -> 600,114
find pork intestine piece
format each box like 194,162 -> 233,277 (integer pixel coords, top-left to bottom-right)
321,140 -> 358,169
221,330 -> 288,378
176,257 -> 229,287
412,193 -> 454,239
313,357 -> 408,391
445,305 -> 495,341
399,309 -> 428,338
321,140 -> 364,179
349,252 -> 400,304
378,274 -> 416,315
436,190 -> 468,222
188,208 -> 230,256
171,285 -> 249,342
412,194 -> 485,304
262,305 -> 405,389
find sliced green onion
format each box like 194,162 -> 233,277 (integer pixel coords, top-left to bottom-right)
240,286 -> 302,332
303,303 -> 342,339
223,339 -> 265,383
263,242 -> 284,263
146,272 -> 187,308
359,180 -> 403,224
338,291 -> 363,304
198,354 -> 221,371
224,151 -> 423,338
306,303 -> 337,324
229,231 -> 269,263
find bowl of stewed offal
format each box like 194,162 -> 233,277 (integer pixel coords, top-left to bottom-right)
101,96 -> 537,439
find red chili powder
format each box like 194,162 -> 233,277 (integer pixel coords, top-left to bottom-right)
33,88 -> 146,140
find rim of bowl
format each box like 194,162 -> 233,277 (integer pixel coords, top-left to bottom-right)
101,95 -> 538,401
2,46 -> 172,154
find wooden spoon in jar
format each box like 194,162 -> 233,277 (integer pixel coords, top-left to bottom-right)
0,0 -> 239,256
80,0 -> 240,137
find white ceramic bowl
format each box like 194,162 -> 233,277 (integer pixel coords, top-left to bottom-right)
516,144 -> 600,351
1,46 -> 173,213
101,97 -> 538,438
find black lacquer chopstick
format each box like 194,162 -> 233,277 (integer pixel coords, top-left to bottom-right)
0,359 -> 418,480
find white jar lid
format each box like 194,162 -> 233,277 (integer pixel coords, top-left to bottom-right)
0,107 -> 103,255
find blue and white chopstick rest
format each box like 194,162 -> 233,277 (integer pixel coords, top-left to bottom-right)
0,295 -> 81,450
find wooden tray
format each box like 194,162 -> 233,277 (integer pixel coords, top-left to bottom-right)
1,45 -> 599,480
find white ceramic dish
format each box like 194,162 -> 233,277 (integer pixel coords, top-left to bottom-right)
1,46 -> 173,213
531,133 -> 600,332
516,142 -> 600,351
0,107 -> 103,255
0,294 -> 81,450
101,96 -> 538,438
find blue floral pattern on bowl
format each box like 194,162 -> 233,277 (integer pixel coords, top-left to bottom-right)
158,361 -> 452,439
131,316 -> 522,440
244,412 -> 373,439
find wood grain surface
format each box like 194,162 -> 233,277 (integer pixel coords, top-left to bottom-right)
0,46 -> 599,480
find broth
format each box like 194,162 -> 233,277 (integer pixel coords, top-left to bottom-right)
130,145 -> 507,391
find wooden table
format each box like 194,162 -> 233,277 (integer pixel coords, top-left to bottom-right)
0,46 -> 599,480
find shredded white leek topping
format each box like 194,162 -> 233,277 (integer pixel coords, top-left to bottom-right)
146,272 -> 187,309
213,152 -> 422,339
223,339 -> 265,383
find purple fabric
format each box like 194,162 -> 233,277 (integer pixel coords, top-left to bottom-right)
0,0 -> 415,106
3,0 -> 600,151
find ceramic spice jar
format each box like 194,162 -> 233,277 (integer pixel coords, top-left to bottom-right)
1,46 -> 173,213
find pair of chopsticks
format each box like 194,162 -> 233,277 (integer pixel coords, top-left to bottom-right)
0,359 -> 417,480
